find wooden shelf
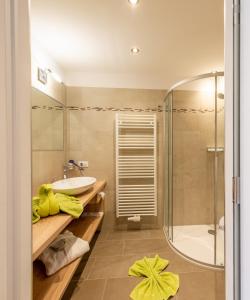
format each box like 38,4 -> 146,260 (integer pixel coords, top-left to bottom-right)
32,180 -> 106,261
33,214 -> 104,300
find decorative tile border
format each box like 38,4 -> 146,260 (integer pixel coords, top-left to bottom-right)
32,105 -> 224,114
32,105 -> 64,111
167,107 -> 224,114
66,105 -> 164,112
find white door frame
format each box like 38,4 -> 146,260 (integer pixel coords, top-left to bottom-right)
240,0 -> 250,299
0,0 -> 236,299
0,0 -> 32,299
224,0 -> 234,299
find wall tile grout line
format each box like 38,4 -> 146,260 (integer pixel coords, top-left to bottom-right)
100,279 -> 108,300
122,240 -> 126,256
86,257 -> 96,280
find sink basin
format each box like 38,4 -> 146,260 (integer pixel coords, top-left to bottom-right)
52,177 -> 96,195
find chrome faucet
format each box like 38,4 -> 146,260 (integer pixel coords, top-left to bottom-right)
69,160 -> 84,171
63,160 -> 85,178
63,162 -> 74,179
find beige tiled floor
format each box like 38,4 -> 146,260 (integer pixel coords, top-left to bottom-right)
66,229 -> 225,300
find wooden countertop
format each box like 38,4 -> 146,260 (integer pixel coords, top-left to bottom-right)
32,180 -> 106,261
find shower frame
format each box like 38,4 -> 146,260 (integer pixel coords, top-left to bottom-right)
163,71 -> 225,268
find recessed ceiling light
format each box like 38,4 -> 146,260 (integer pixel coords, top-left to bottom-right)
128,0 -> 139,6
131,47 -> 140,54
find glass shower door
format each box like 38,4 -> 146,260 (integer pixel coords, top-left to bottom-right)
164,91 -> 173,241
164,72 -> 225,268
215,75 -> 225,266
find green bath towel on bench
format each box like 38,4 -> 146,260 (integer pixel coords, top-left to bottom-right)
32,184 -> 83,223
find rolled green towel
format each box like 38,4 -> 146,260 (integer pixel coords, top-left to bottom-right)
32,184 -> 83,223
128,255 -> 179,300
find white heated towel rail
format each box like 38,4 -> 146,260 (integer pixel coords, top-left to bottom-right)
115,114 -> 157,218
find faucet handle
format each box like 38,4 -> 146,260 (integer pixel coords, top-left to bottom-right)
68,159 -> 82,170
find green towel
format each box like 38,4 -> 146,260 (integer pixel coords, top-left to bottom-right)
128,255 -> 179,300
32,184 -> 83,223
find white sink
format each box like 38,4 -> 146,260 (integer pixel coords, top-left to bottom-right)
52,177 -> 96,195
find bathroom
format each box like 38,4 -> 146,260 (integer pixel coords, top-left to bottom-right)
2,0 -> 244,299
30,0 -> 226,299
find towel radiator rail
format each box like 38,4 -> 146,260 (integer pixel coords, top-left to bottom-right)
115,114 -> 157,218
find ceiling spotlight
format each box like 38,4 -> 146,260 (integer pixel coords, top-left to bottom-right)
128,0 -> 139,6
131,47 -> 140,54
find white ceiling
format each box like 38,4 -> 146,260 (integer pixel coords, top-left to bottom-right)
30,0 -> 224,89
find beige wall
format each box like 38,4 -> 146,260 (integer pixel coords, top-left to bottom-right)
31,75 -> 66,196
66,87 -> 165,229
31,56 -> 65,103
32,84 -> 225,227
32,88 -> 64,151
31,84 -> 225,227
32,151 -> 65,195
170,90 -> 225,226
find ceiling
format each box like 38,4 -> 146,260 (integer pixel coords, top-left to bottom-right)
30,0 -> 224,89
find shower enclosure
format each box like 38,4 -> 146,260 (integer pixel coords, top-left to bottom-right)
164,72 -> 225,267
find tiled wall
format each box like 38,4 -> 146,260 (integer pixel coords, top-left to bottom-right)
31,76 -> 66,196
66,87 -> 165,230
170,90 -> 225,225
32,84 -> 224,228
32,89 -> 64,151
32,151 -> 65,195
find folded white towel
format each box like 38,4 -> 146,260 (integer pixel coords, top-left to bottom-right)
39,230 -> 90,276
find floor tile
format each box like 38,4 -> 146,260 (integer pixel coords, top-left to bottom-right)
106,229 -> 146,240
71,279 -> 106,300
66,229 -> 225,300
99,229 -> 166,241
75,258 -> 95,281
88,255 -> 142,279
96,230 -> 109,241
124,238 -> 168,255
144,229 -> 166,239
90,240 -> 124,257
102,277 -> 141,300
150,250 -> 208,274
177,271 -> 224,300
215,271 -> 225,300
